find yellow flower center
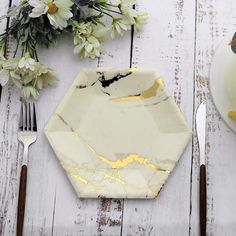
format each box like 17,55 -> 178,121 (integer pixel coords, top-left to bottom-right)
47,2 -> 58,14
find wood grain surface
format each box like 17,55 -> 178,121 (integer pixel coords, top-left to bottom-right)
0,0 -> 236,235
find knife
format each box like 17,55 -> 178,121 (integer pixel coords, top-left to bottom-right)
196,101 -> 207,236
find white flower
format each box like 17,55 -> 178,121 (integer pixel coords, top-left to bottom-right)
119,0 -> 148,30
133,12 -> 148,31
74,36 -> 101,59
0,54 -> 56,98
0,57 -> 19,86
22,85 -> 39,98
29,0 -> 48,17
111,18 -> 131,38
73,21 -> 107,59
121,7 -> 137,24
92,24 -> 109,40
119,0 -> 136,24
29,0 -> 73,30
18,53 -> 37,71
73,21 -> 93,44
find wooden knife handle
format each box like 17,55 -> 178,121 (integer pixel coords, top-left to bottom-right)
200,164 -> 207,236
17,165 -> 27,236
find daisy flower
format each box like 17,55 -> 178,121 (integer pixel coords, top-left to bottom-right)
29,0 -> 73,30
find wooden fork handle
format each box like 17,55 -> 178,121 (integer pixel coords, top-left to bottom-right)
17,165 -> 27,236
200,164 -> 207,236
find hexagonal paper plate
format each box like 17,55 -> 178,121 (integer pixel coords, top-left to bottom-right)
44,68 -> 191,199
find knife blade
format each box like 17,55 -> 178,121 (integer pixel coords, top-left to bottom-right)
196,101 -> 207,236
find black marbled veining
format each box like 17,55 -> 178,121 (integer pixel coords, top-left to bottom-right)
143,96 -> 170,107
102,91 -> 111,96
96,71 -> 132,88
76,85 -> 87,89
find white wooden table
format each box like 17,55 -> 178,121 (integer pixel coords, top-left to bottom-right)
1,0 -> 236,235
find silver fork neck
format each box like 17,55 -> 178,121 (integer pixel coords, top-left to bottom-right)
22,145 -> 29,166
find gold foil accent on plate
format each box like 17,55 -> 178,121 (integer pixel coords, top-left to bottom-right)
102,171 -> 125,184
60,160 -> 100,188
156,79 -> 164,86
71,173 -> 89,185
228,111 -> 236,119
111,79 -> 163,102
62,163 -> 90,186
129,68 -> 137,73
61,159 -> 125,186
111,96 -> 142,102
60,157 -> 169,197
55,113 -> 168,173
85,143 -> 166,171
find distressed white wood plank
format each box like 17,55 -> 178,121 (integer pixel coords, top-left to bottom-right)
190,0 -> 236,235
0,89 -> 20,236
0,1 -> 20,235
122,0 -> 195,235
0,1 -> 9,38
0,1 -> 32,235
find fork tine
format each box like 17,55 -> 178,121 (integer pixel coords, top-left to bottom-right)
33,103 -> 37,131
28,103 -> 31,131
22,102 -> 26,131
19,102 -> 23,131
25,102 -> 29,131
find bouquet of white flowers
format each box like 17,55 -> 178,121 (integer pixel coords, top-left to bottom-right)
0,0 -> 147,98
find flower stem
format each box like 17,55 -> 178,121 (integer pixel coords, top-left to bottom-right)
13,38 -> 20,58
90,6 -> 114,19
104,3 -> 119,8
34,47 -> 39,62
100,6 -> 122,15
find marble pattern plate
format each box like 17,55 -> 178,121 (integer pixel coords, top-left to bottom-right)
44,68 -> 191,199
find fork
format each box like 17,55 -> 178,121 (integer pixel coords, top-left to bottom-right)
17,101 -> 37,236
